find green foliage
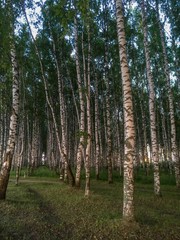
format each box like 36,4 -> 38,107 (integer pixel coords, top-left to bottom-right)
134,167 -> 176,185
31,166 -> 59,178
10,166 -> 58,178
0,5 -> 180,239
76,130 -> 89,145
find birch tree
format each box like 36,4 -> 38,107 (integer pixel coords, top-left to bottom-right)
155,0 -> 180,188
0,0 -> 19,200
116,0 -> 135,221
141,0 -> 161,196
94,72 -> 100,180
84,23 -> 91,196
74,15 -> 85,188
23,3 -> 75,186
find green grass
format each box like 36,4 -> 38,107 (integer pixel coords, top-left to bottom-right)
1,167 -> 180,240
10,166 -> 59,178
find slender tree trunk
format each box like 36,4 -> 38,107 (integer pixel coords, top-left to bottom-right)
0,1 -> 19,199
0,97 -> 3,167
84,27 -> 91,196
74,16 -> 85,188
14,114 -> 24,184
94,72 -> 100,180
27,116 -> 31,176
67,67 -> 80,126
103,1 -> 113,184
141,0 -> 161,196
104,44 -> 113,184
160,100 -> 169,167
156,1 -> 180,187
116,0 -> 135,221
116,109 -> 123,176
134,102 -> 141,170
139,92 -> 149,174
15,135 -> 23,185
24,7 -> 75,186
49,23 -> 72,183
30,117 -> 39,174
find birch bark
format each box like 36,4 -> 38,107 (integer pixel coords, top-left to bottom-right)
74,16 -> 85,188
23,6 -> 75,186
156,1 -> 180,187
116,0 -> 135,221
84,27 -> 91,196
141,0 -> 161,196
94,72 -> 100,180
0,0 -> 19,199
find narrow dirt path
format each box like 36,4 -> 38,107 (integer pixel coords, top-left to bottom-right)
26,186 -> 73,240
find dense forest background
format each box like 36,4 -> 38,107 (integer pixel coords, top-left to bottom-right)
0,0 -> 179,203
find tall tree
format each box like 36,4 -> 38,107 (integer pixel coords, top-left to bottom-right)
94,71 -> 100,180
103,0 -> 113,184
0,0 -> 19,200
155,0 -> 180,188
116,0 -> 135,221
141,0 -> 161,196
23,2 -> 75,186
84,20 -> 91,196
74,15 -> 85,188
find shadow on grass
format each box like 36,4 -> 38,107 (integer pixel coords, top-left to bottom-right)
0,185 -> 73,240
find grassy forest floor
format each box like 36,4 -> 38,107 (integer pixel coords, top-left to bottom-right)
0,167 -> 180,240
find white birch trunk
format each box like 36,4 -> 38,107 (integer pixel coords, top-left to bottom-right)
116,0 -> 135,221
49,24 -> 69,182
141,0 -> 161,196
24,8 -> 75,186
30,118 -> 39,173
74,16 -> 85,188
84,28 -> 91,196
0,1 -> 19,199
156,2 -> 180,187
94,72 -> 100,180
104,44 -> 113,184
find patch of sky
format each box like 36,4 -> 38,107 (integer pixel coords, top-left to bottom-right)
16,0 -> 45,38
